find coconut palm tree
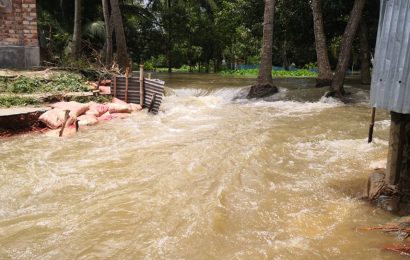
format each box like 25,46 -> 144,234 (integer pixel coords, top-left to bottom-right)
330,0 -> 366,97
72,0 -> 82,59
110,0 -> 129,71
248,0 -> 278,98
311,0 -> 332,87
102,0 -> 113,66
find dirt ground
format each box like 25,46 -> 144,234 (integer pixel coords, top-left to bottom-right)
0,68 -> 65,79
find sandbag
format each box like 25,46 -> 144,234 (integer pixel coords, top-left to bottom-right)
112,97 -> 128,105
100,79 -> 111,86
98,112 -> 130,121
98,86 -> 111,94
77,115 -> 99,126
89,102 -> 109,116
39,109 -> 71,129
85,109 -> 99,117
128,103 -> 143,112
51,101 -> 89,118
98,112 -> 113,121
108,103 -> 131,114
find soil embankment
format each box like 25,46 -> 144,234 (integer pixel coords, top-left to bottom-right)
0,107 -> 49,137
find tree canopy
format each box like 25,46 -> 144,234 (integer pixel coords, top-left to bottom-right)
36,0 -> 379,74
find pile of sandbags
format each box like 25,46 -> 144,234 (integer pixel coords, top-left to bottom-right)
39,98 -> 142,137
87,79 -> 112,94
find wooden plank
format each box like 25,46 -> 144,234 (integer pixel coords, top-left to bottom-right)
140,65 -> 144,106
125,68 -> 130,103
59,110 -> 70,137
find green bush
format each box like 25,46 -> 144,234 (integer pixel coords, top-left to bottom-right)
0,96 -> 39,108
3,73 -> 89,94
46,73 -> 89,92
8,77 -> 41,94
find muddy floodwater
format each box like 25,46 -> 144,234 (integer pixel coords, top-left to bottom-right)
0,74 -> 401,259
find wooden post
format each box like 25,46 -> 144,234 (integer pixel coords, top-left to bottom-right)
59,110 -> 70,137
385,112 -> 410,200
148,93 -> 156,113
125,67 -> 130,103
368,107 -> 376,143
386,112 -> 403,185
113,76 -> 117,98
139,64 -> 144,107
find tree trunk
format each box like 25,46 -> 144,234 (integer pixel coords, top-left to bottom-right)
311,0 -> 332,87
282,40 -> 289,70
110,0 -> 128,71
72,0 -> 82,60
102,0 -> 113,66
330,0 -> 366,97
248,0 -> 278,99
167,0 -> 172,73
359,20 -> 371,85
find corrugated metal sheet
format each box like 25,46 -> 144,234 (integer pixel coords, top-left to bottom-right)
111,76 -> 165,114
370,0 -> 410,114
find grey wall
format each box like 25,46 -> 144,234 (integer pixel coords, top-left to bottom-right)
0,46 -> 40,68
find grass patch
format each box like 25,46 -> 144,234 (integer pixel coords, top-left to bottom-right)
220,69 -> 318,77
2,73 -> 89,94
0,96 -> 40,108
42,74 -> 89,92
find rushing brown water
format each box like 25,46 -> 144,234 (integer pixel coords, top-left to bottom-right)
0,74 -> 401,259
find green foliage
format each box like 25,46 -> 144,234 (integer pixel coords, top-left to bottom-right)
0,96 -> 40,108
0,78 -> 9,92
3,74 -> 89,94
156,64 -> 207,73
220,69 -> 318,78
46,74 -> 89,92
37,10 -> 71,63
36,0 -> 380,74
303,62 -> 318,70
142,61 -> 156,71
8,77 -> 42,94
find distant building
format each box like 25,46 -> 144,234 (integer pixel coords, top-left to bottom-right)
0,0 -> 40,68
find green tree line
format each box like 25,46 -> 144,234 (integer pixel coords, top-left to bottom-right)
37,0 -> 379,95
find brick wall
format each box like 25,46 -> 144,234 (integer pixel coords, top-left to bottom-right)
0,0 -> 38,47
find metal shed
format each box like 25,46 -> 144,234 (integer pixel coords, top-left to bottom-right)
370,0 -> 410,114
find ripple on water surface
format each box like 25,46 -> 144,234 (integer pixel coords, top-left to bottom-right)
0,76 -> 400,259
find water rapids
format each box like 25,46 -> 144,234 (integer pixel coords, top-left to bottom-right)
0,74 -> 399,259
